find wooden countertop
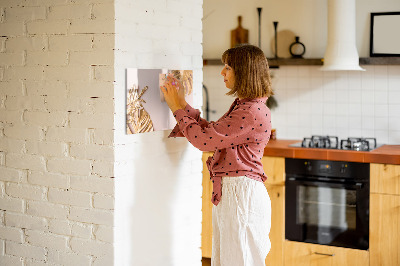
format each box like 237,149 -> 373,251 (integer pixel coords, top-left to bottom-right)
263,139 -> 400,165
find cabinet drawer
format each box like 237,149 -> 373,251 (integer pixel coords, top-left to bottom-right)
284,241 -> 369,266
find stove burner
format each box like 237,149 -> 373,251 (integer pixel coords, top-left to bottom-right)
301,135 -> 339,149
340,137 -> 377,151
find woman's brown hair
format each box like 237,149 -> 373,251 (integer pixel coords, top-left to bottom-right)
221,44 -> 273,99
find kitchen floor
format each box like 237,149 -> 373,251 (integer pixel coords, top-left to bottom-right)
202,257 -> 211,266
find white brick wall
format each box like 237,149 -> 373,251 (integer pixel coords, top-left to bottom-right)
0,0 -> 115,265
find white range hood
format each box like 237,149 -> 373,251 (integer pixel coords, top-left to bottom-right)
320,0 -> 365,71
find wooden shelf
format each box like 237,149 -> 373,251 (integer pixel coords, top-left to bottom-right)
203,57 -> 400,67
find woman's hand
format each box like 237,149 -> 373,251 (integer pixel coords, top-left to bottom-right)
160,76 -> 185,113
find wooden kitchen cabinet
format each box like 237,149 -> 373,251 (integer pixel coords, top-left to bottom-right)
284,241 -> 369,266
370,163 -> 400,195
202,152 -> 213,258
370,163 -> 400,266
201,154 -> 286,265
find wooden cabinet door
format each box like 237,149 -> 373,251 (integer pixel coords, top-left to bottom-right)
262,156 -> 285,186
284,241 -> 369,266
264,184 -> 284,266
370,163 -> 400,195
201,152 -> 213,258
370,193 -> 400,266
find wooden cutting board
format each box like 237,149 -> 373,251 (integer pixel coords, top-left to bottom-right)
231,16 -> 249,48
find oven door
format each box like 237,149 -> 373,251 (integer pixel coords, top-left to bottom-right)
285,177 -> 369,250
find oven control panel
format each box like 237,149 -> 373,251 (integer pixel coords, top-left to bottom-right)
286,158 -> 369,180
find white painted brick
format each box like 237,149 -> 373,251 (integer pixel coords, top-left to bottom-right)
0,37 -> 5,52
48,188 -> 91,208
89,128 -> 113,146
4,96 -> 46,111
25,229 -> 68,251
69,112 -> 114,129
0,226 -> 23,243
6,241 -> 46,261
24,259 -> 48,266
26,140 -> 67,157
48,219 -> 71,236
70,237 -> 113,257
0,255 -> 23,266
69,19 -> 114,34
28,171 -> 69,189
93,65 -> 114,82
0,197 -> 24,213
6,153 -> 46,171
26,51 -> 68,66
5,212 -> 48,231
49,35 -> 93,52
0,22 -> 24,36
0,137 -> 26,155
44,66 -> 91,82
47,158 -> 92,176
4,6 -> 46,22
93,194 -> 113,210
4,125 -> 43,141
79,98 -> 115,114
93,252 -> 113,266
94,225 -> 112,243
0,211 -> 4,226
70,175 -> 113,194
70,144 -> 113,161
47,249 -> 91,266
27,200 -> 69,219
71,222 -> 92,239
69,51 -> 113,66
0,110 -> 23,124
92,34 -> 114,50
181,15 -> 202,30
0,152 -> 5,166
0,81 -> 24,96
27,20 -> 69,35
45,96 -> 90,113
3,66 -> 44,81
69,207 -> 113,226
25,111 -> 68,127
48,4 -> 91,20
6,183 -> 46,201
92,3 -> 114,20
5,36 -> 47,52
0,52 -> 24,66
21,0 -> 69,6
92,160 -> 113,177
25,80 -> 67,97
69,81 -> 114,98
46,127 -> 88,144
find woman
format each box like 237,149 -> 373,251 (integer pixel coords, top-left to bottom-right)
161,44 -> 273,266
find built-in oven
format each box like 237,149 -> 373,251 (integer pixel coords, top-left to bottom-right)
285,158 -> 369,250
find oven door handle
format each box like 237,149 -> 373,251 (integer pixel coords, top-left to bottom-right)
287,177 -> 364,189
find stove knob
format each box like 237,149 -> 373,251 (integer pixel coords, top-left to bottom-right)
340,164 -> 347,174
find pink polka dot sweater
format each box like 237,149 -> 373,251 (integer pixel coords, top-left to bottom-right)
169,97 -> 271,206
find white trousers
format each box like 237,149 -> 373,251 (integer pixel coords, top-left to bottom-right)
212,176 -> 271,266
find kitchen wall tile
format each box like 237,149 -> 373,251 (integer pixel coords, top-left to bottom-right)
348,90 -> 362,103
336,115 -> 349,128
336,103 -> 349,116
374,77 -> 388,91
323,103 -> 336,115
375,104 -> 389,117
349,116 -> 362,129
348,103 -> 362,116
336,90 -> 349,103
361,104 -> 375,117
374,65 -> 388,77
374,90 -> 388,104
388,131 -> 400,144
361,90 -> 374,103
286,77 -> 299,89
362,116 -> 375,130
374,130 -> 389,144
361,74 -> 374,91
388,76 -> 400,91
349,128 -> 363,137
387,65 -> 400,76
298,77 -> 311,89
285,66 -> 298,77
388,104 -> 400,117
388,117 -> 400,131
298,67 -> 311,78
374,117 -> 389,130
388,91 -> 400,104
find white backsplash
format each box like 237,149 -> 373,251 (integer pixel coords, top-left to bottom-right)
203,65 -> 400,145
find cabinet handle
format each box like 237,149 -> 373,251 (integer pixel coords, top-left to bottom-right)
314,252 -> 335,257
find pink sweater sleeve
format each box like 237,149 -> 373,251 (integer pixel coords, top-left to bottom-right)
172,106 -> 256,152
168,104 -> 210,138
